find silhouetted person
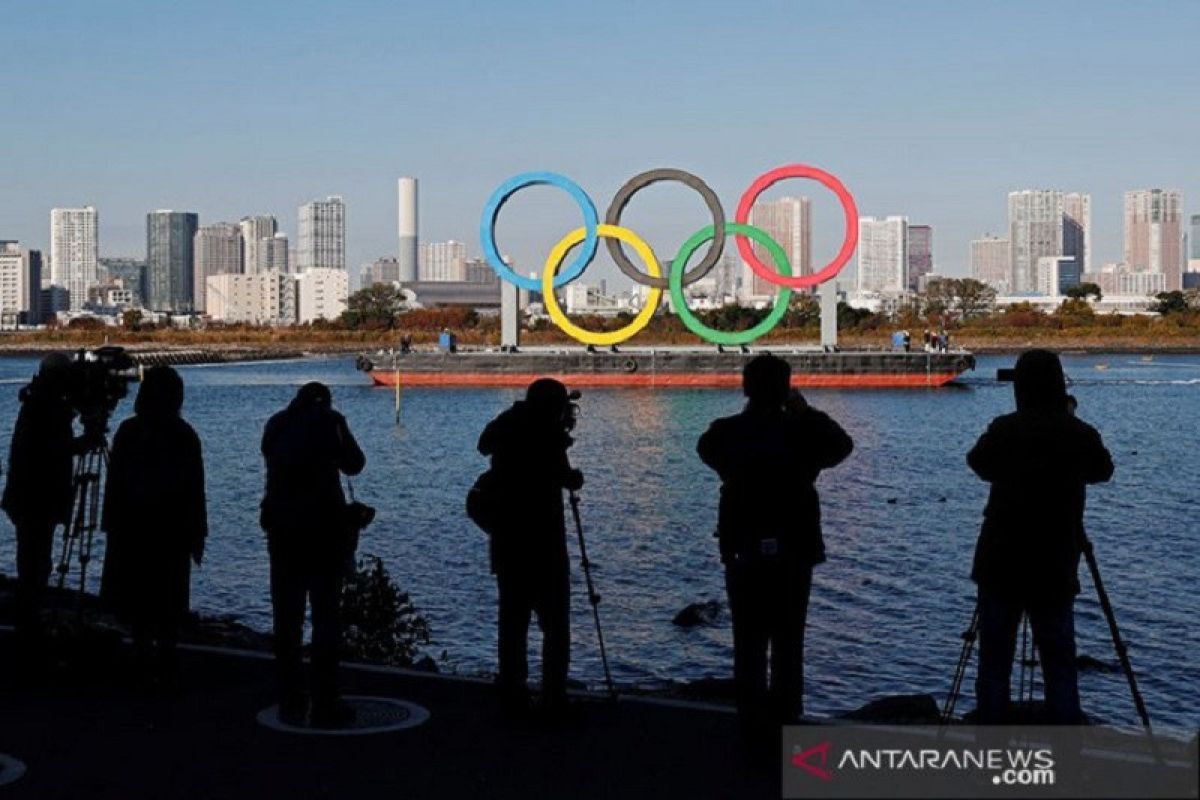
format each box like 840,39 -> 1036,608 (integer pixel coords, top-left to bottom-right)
100,366 -> 206,683
478,378 -> 583,715
968,349 -> 1113,724
697,355 -> 853,734
261,382 -> 365,728
1,353 -> 92,654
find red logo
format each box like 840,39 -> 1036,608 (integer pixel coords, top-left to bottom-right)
791,742 -> 833,781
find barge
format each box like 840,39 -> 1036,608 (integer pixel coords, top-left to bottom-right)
354,348 -> 976,389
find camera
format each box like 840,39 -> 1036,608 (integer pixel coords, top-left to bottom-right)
564,389 -> 582,433
344,500 -> 377,533
65,346 -> 141,433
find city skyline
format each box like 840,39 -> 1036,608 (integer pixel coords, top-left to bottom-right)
1,1 -> 1194,290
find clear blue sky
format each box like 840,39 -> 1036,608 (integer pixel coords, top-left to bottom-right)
2,0 -> 1196,286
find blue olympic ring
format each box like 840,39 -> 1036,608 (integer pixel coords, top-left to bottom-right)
479,172 -> 599,291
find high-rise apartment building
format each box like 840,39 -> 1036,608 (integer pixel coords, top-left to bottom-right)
746,197 -> 811,297
1125,189 -> 1183,291
239,215 -> 277,273
1189,214 -> 1200,274
420,240 -> 467,282
298,196 -> 345,271
398,177 -> 419,282
970,236 -> 1011,293
906,224 -> 933,291
193,222 -> 242,313
146,210 -> 199,312
361,256 -> 400,288
50,206 -> 99,310
0,242 -> 41,323
856,216 -> 908,293
1062,193 -> 1092,275
1008,190 -> 1063,294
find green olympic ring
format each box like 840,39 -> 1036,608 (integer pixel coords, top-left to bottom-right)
669,222 -> 792,346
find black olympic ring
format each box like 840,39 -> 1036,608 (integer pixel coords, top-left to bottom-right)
603,168 -> 725,289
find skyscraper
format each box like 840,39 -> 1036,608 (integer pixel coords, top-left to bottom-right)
240,215 -> 277,273
1125,189 -> 1183,291
298,196 -> 345,271
100,258 -> 148,306
856,216 -> 908,293
420,240 -> 467,282
747,196 -> 810,296
193,223 -> 243,313
1008,190 -> 1063,294
906,224 -> 933,291
970,236 -> 1011,293
1062,193 -> 1092,274
263,232 -> 289,273
1189,214 -> 1200,274
398,177 -> 418,282
50,206 -> 98,310
146,210 -> 199,312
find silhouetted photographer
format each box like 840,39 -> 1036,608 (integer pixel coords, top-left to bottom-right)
1,354 -> 99,653
260,382 -> 366,728
697,354 -> 853,736
968,349 -> 1114,723
100,366 -> 207,685
474,378 -> 583,716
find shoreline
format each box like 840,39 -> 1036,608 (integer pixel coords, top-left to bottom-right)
2,339 -> 1200,360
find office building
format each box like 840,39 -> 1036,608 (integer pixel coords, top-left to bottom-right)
1036,256 -> 1080,297
746,196 -> 810,297
0,242 -> 41,323
1125,189 -> 1183,291
971,236 -> 1011,294
298,196 -> 345,271
193,222 -> 243,313
1062,193 -> 1092,274
907,224 -> 933,291
398,177 -> 418,282
240,215 -> 278,273
146,210 -> 199,312
296,267 -> 348,323
856,216 -> 908,293
100,258 -> 148,306
420,240 -> 467,282
50,206 -> 99,310
1008,190 -> 1063,294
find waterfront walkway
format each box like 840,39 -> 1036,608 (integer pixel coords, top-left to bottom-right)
0,635 -> 775,799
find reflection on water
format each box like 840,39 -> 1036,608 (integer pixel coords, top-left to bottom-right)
0,353 -> 1195,731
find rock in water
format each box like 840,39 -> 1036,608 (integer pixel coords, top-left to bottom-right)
838,694 -> 942,724
673,600 -> 723,628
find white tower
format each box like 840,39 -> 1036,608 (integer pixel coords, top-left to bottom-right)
398,177 -> 418,283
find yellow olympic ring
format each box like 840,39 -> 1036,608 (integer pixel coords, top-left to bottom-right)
542,224 -> 663,347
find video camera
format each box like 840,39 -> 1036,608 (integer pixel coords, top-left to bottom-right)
564,389 -> 582,433
64,346 -> 141,433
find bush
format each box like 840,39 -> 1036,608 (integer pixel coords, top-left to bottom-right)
341,555 -> 432,667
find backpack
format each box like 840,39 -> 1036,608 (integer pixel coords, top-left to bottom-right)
466,469 -> 504,535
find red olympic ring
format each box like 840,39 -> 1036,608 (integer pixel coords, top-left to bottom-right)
734,164 -> 859,290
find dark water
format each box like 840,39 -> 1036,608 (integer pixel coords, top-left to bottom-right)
0,353 -> 1196,732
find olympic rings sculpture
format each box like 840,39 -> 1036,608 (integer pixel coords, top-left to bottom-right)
479,164 -> 858,346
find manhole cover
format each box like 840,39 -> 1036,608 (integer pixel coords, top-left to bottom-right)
0,754 -> 26,787
257,696 -> 430,736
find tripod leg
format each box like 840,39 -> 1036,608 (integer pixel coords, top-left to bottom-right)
942,604 -> 979,724
568,492 -> 617,700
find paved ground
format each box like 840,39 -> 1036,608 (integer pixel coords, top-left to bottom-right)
0,637 -> 777,799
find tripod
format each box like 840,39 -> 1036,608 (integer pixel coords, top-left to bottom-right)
568,491 -> 617,699
941,531 -> 1152,734
55,429 -> 109,613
